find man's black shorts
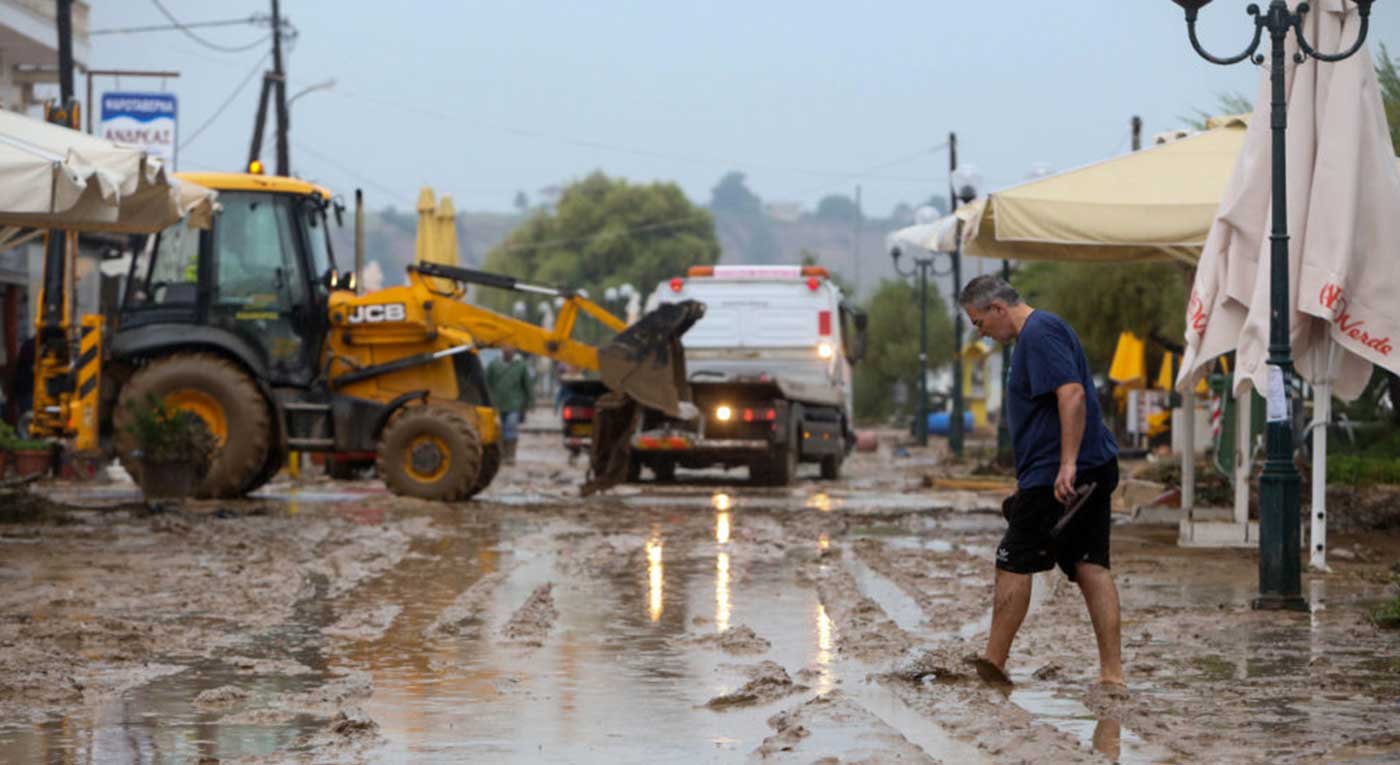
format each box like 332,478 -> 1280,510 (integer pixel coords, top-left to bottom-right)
995,460 -> 1119,582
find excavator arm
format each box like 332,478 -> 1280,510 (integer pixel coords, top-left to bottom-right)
403,263 -> 704,494
409,263 -> 704,418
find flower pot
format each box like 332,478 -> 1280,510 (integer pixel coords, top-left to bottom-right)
139,458 -> 197,500
12,448 -> 53,478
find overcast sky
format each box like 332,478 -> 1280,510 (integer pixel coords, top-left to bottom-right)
85,1 -> 1400,216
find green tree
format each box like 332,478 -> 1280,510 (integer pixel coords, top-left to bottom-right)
1180,91 -> 1254,130
1012,261 -> 1188,373
709,171 -> 764,217
482,172 -> 720,326
814,193 -> 861,223
709,170 -> 780,264
853,279 -> 955,423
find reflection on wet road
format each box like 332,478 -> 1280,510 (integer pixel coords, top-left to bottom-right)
7,472 -> 1399,764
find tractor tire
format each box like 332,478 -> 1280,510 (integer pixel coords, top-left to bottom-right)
377,406 -> 482,501
461,443 -> 500,500
245,446 -> 286,495
115,353 -> 272,499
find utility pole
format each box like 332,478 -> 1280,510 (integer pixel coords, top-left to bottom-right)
270,0 -> 290,176
1131,115 -> 1143,152
947,132 -> 965,458
56,0 -> 74,103
853,185 -> 862,297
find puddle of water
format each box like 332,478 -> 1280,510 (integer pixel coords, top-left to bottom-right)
1009,687 -> 1163,765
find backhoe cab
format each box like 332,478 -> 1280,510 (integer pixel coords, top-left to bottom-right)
101,172 -> 698,501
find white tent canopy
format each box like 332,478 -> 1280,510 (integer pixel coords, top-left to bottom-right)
0,108 -> 213,234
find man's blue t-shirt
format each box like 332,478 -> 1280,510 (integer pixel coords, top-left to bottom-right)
1006,310 -> 1117,489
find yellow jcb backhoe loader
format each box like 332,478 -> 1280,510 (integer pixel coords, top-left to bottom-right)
33,171 -> 702,500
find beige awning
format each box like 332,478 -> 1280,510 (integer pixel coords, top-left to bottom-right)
961,117 -> 1252,266
0,108 -> 214,233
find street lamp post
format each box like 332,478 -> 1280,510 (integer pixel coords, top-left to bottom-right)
1169,0 -> 1375,611
890,246 -> 935,446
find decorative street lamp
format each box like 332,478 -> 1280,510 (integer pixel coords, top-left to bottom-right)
890,244 -> 937,446
890,172 -> 977,450
1169,0 -> 1376,611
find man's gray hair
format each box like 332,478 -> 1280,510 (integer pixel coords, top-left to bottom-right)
958,275 -> 1022,310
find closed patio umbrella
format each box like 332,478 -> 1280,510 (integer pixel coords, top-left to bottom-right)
1176,0 -> 1400,566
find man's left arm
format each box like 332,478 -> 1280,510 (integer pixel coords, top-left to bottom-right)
1054,382 -> 1086,504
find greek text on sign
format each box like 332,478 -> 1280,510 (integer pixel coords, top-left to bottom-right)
101,92 -> 177,168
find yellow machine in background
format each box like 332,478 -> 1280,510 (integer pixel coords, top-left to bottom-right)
42,171 -> 699,501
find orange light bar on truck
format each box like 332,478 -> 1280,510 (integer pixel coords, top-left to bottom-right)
688,265 -> 830,280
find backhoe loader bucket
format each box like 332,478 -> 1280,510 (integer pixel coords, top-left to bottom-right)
584,299 -> 705,495
597,299 -> 705,418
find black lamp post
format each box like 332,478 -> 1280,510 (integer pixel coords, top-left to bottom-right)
1170,0 -> 1376,611
891,245 -> 936,446
891,181 -> 977,451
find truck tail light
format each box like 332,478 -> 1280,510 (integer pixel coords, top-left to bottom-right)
765,408 -> 776,421
669,278 -> 684,293
563,406 -> 594,421
818,310 -> 831,335
806,277 -> 821,291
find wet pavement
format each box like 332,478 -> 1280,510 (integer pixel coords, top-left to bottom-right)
2,431 -> 1399,763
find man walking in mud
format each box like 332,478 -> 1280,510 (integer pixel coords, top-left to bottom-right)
958,275 -> 1124,693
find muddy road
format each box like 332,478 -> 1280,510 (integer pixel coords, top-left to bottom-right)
2,429 -> 1399,763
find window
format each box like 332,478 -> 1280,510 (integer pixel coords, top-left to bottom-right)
214,192 -> 302,307
128,219 -> 200,307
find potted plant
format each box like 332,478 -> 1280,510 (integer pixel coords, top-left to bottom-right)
123,395 -> 216,500
0,421 -> 52,478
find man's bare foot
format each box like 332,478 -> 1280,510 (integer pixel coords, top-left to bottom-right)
1091,680 -> 1129,699
964,655 -> 1014,688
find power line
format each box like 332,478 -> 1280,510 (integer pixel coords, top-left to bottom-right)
291,140 -> 416,207
149,0 -> 270,53
179,53 -> 270,152
91,16 -> 256,36
325,87 -> 947,185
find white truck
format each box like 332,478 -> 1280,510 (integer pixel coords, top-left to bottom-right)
630,265 -> 866,485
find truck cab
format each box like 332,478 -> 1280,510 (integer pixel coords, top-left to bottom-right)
634,265 -> 865,485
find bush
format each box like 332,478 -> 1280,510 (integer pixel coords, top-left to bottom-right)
123,395 -> 217,468
1327,454 -> 1400,486
0,421 -> 47,452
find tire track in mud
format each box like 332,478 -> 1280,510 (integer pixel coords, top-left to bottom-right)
799,536 -> 1096,764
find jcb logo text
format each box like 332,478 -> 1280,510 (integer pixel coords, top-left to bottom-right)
348,303 -> 407,324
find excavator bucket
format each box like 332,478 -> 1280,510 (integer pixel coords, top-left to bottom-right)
584,299 -> 706,495
597,299 -> 705,418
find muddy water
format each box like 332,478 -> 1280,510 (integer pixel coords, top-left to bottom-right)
6,452 -> 1400,763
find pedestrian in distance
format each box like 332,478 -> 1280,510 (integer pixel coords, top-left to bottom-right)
486,346 -> 533,465
958,274 -> 1125,695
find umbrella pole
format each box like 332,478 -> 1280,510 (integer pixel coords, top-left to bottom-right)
1182,387 -> 1196,514
1309,379 -> 1330,572
1234,384 -> 1251,530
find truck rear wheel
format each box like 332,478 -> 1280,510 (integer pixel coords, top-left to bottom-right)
114,353 -> 271,499
377,406 -> 482,501
651,458 -> 676,483
764,404 -> 802,487
820,453 -> 843,480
